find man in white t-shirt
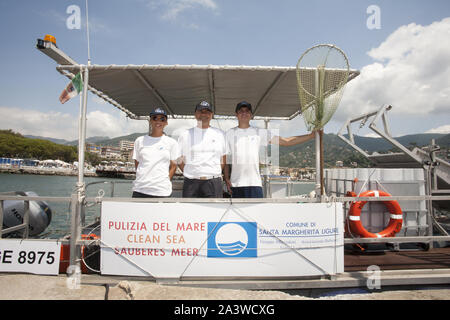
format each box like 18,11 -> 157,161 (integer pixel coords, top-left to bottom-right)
177,101 -> 226,198
224,101 -> 315,198
132,107 -> 179,198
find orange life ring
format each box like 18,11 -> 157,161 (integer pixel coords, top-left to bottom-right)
347,190 -> 403,238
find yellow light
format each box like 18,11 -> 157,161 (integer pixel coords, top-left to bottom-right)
43,34 -> 57,45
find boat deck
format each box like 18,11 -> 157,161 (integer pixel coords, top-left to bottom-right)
344,247 -> 450,272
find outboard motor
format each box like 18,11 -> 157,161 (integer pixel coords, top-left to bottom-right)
2,191 -> 52,236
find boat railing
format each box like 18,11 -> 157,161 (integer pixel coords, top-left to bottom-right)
85,180 -> 133,198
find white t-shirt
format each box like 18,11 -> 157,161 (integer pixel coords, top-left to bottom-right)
225,126 -> 275,187
177,126 -> 226,179
132,135 -> 179,196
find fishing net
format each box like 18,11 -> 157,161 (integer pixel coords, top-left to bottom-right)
296,44 -> 349,130
296,44 -> 350,196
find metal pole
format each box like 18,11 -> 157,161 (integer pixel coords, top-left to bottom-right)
68,65 -> 89,274
85,0 -> 91,65
320,129 -> 324,196
78,67 -> 89,185
0,200 -> 3,238
314,68 -> 322,198
425,166 -> 434,249
77,65 -> 88,225
431,139 -> 438,190
315,129 -> 321,197
68,193 -> 80,272
263,119 -> 271,198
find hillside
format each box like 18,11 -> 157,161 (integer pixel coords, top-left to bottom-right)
0,130 -> 77,162
279,133 -> 373,168
94,132 -> 147,146
436,133 -> 450,148
279,133 -> 449,168
24,135 -> 110,146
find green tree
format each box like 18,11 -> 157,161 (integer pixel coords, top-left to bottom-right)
0,129 -> 78,163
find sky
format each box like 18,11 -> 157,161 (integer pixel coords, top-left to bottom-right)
0,0 -> 449,141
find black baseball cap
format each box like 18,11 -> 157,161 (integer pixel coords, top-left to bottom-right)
235,101 -> 252,113
150,107 -> 167,118
195,100 -> 213,112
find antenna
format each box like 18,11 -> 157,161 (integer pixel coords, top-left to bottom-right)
85,0 -> 91,65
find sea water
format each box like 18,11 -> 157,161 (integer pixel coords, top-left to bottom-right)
0,173 -> 314,239
0,173 -> 132,239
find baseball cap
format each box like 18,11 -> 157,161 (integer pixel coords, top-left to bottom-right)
195,100 -> 213,112
149,107 -> 167,118
235,101 -> 252,113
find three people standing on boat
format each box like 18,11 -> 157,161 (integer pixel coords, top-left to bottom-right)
177,101 -> 226,198
132,107 -> 179,198
132,101 -> 315,199
224,101 -> 316,198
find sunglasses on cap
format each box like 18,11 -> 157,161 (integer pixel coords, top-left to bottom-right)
151,115 -> 167,121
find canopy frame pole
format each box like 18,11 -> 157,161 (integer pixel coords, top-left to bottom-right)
133,70 -> 175,116
208,69 -> 217,112
253,71 -> 288,117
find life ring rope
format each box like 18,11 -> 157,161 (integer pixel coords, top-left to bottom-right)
347,189 -> 403,238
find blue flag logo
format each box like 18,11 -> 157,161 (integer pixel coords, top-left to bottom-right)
207,222 -> 257,258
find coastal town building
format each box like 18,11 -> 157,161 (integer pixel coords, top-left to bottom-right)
271,166 -> 315,181
121,149 -> 133,162
119,140 -> 134,151
101,146 -> 122,160
84,140 -> 135,162
119,140 -> 134,162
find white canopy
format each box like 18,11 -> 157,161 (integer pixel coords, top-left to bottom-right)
57,64 -> 359,120
38,39 -> 359,120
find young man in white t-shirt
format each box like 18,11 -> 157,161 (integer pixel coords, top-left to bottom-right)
224,101 -> 315,198
177,101 -> 226,198
132,107 -> 179,198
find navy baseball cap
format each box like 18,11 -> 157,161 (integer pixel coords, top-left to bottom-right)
195,100 -> 213,112
150,107 -> 167,117
235,101 -> 252,113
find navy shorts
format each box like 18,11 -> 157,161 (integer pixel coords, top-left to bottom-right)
182,177 -> 223,198
231,186 -> 264,198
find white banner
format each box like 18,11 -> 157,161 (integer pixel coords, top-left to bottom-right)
101,202 -> 343,278
0,239 -> 61,275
